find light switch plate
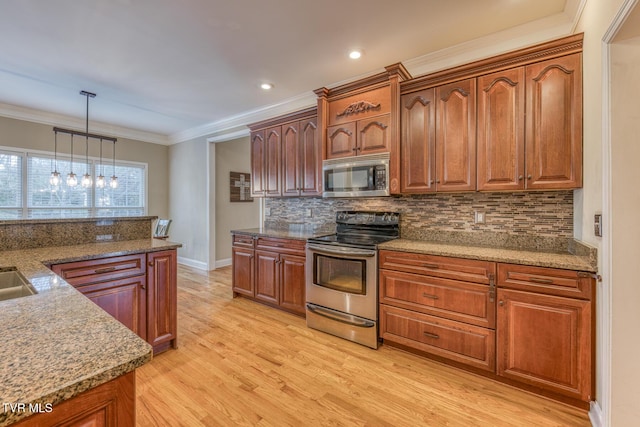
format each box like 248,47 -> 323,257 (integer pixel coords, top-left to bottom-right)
594,213 -> 602,237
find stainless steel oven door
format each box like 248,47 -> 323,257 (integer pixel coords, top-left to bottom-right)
305,243 -> 377,320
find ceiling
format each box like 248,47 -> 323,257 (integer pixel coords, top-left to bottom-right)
0,0 -> 580,145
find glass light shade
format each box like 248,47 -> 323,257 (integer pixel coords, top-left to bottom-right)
49,170 -> 61,186
96,174 -> 106,188
81,173 -> 92,188
67,172 -> 78,187
110,175 -> 118,189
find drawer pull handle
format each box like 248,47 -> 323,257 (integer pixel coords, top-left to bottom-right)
422,263 -> 439,269
94,267 -> 116,274
423,332 -> 440,339
529,277 -> 554,284
422,293 -> 439,300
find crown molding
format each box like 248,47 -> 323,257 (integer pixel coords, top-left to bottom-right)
169,91 -> 317,144
0,102 -> 171,145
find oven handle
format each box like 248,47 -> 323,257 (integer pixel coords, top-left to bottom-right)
306,304 -> 375,328
306,243 -> 376,258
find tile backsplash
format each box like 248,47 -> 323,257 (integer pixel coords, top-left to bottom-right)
265,191 -> 574,252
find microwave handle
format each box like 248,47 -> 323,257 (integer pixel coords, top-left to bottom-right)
306,243 -> 376,258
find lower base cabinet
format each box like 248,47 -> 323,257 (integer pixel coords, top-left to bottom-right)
379,249 -> 595,406
51,249 -> 178,355
232,234 -> 306,316
12,371 -> 136,427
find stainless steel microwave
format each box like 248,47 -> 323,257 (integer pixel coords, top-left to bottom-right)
322,152 -> 390,198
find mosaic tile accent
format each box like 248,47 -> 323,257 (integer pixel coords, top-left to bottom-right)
0,217 -> 156,251
265,191 -> 574,252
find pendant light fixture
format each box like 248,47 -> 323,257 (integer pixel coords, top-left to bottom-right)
66,134 -> 78,187
49,131 -> 61,186
110,140 -> 118,189
52,90 -> 117,189
96,138 -> 106,188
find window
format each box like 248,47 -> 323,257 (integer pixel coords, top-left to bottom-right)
0,152 -> 23,219
0,147 -> 146,219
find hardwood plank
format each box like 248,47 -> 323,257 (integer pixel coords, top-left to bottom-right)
136,265 -> 590,426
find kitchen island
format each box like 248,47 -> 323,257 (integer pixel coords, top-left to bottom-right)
0,238 -> 179,426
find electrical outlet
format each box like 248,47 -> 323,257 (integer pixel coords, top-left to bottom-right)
594,213 -> 602,237
474,211 -> 486,224
265,207 -> 271,216
305,208 -> 313,218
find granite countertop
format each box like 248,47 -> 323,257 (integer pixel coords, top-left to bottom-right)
232,227 -> 333,240
0,238 -> 181,426
379,238 -> 597,272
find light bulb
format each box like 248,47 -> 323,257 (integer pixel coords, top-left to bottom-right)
96,175 -> 106,188
81,173 -> 92,188
110,175 -> 118,189
67,172 -> 78,187
49,171 -> 61,186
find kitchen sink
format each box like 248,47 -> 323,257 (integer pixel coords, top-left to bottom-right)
0,270 -> 37,301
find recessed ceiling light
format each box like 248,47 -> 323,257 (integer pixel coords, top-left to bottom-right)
261,83 -> 273,90
349,50 -> 362,59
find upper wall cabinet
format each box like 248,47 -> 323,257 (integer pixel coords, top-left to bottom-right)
400,33 -> 583,194
249,108 -> 321,198
315,64 -> 412,193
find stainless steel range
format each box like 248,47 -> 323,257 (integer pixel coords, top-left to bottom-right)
305,211 -> 399,349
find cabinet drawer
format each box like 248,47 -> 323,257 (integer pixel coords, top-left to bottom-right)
379,250 -> 496,284
255,237 -> 305,254
380,269 -> 495,328
380,305 -> 495,372
233,234 -> 255,248
497,263 -> 593,300
51,254 -> 146,287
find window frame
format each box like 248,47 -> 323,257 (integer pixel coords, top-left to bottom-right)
0,145 -> 148,220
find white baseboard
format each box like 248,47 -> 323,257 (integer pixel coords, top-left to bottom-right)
177,256 -> 209,271
589,400 -> 603,427
214,258 -> 232,269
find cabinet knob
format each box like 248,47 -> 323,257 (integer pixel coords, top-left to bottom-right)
527,175 -> 532,180
518,175 -> 523,181
436,179 -> 440,184
499,300 -> 504,306
148,261 -> 154,267
141,284 -> 146,290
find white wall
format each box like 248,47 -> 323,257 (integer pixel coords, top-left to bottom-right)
214,137 -> 260,265
168,137 -> 208,267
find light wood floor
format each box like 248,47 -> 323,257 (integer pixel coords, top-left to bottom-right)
136,265 -> 591,427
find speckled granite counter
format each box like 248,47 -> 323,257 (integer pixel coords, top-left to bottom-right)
379,239 -> 597,272
0,238 -> 180,426
231,227 -> 333,240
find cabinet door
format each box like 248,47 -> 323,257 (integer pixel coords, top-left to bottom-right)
497,288 -> 592,401
326,122 -> 356,159
77,276 -> 147,341
525,53 -> 582,189
232,247 -> 254,297
147,250 -> 177,352
357,114 -> 390,155
264,126 -> 282,196
279,253 -> 306,315
299,117 -> 322,196
436,79 -> 477,192
477,68 -> 525,191
400,89 -> 436,193
255,250 -> 279,305
250,130 -> 265,197
281,122 -> 301,196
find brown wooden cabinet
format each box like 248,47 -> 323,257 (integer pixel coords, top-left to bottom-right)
51,249 -> 178,355
232,233 -> 306,316
477,53 -> 582,190
477,67 -> 526,191
12,371 -> 135,427
496,263 -> 594,402
250,108 -> 321,198
379,250 -> 497,371
400,89 -> 436,193
326,114 -> 390,159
